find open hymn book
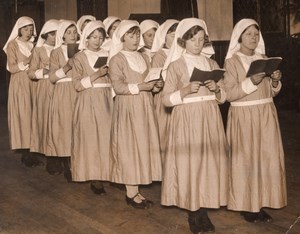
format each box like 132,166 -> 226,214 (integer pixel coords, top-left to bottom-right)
144,67 -> 163,82
189,67 -> 225,83
246,57 -> 282,77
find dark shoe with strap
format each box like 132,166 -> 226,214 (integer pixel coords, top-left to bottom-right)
197,210 -> 215,233
46,157 -> 63,175
258,209 -> 273,222
240,211 -> 259,223
90,181 -> 106,195
138,193 -> 154,207
125,194 -> 149,209
188,211 -> 201,234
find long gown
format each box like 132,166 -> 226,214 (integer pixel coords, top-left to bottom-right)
223,53 -> 287,212
109,52 -> 162,185
161,56 -> 228,211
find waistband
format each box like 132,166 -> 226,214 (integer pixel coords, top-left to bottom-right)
56,77 -> 72,83
93,83 -> 112,88
231,97 -> 273,107
183,95 -> 215,104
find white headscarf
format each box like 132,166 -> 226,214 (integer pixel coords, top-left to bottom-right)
139,19 -> 159,48
151,19 -> 179,53
76,15 -> 96,34
108,20 -> 139,61
3,16 -> 37,54
103,16 -> 121,36
163,18 -> 215,71
55,20 -> 79,49
225,18 -> 265,60
79,20 -> 105,50
36,19 -> 59,47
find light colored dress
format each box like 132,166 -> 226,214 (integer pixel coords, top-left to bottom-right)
109,52 -> 162,185
151,48 -> 171,161
224,53 -> 287,212
6,39 -> 33,149
28,44 -> 54,155
48,45 -> 77,156
161,56 -> 228,211
71,50 -> 113,181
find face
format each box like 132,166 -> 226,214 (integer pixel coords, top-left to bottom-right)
239,25 -> 260,53
123,30 -> 140,51
185,30 -> 205,55
108,20 -> 120,38
165,31 -> 175,49
143,28 -> 156,49
20,25 -> 34,41
63,25 -> 78,44
87,29 -> 105,51
45,31 -> 56,46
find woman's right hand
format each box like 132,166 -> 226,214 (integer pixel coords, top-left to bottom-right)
138,80 -> 156,91
180,81 -> 201,97
250,72 -> 265,85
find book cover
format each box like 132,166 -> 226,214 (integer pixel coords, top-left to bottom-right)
93,56 -> 108,68
67,43 -> 80,58
189,67 -> 225,83
144,67 -> 162,82
246,57 -> 282,77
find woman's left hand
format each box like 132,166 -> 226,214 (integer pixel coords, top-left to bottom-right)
154,79 -> 164,88
270,70 -> 282,81
204,80 -> 220,93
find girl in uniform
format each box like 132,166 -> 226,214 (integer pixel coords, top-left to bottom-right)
223,18 -> 287,223
102,16 -> 121,50
48,20 -> 79,182
76,15 -> 96,35
3,16 -> 42,167
27,20 -> 59,174
71,20 -> 113,195
109,20 -> 162,209
161,18 -> 228,233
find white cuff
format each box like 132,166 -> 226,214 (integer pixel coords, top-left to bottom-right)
215,88 -> 226,104
242,78 -> 258,94
34,69 -> 44,79
128,84 -> 140,94
270,80 -> 282,92
80,76 -> 92,89
55,68 -> 66,79
44,74 -> 49,79
18,62 -> 28,71
170,90 -> 183,106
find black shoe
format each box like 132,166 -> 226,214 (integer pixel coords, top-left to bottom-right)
125,194 -> 149,209
197,210 -> 215,233
21,153 -> 44,167
90,182 -> 106,195
240,211 -> 259,223
138,193 -> 154,207
109,182 -> 126,191
46,157 -> 63,175
188,211 -> 201,234
258,209 -> 273,222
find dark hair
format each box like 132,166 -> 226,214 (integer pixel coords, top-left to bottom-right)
238,24 -> 260,43
18,24 -> 34,37
177,25 -> 211,48
63,24 -> 80,41
87,28 -> 106,39
41,30 -> 56,40
107,19 -> 121,35
120,26 -> 140,42
167,23 -> 178,34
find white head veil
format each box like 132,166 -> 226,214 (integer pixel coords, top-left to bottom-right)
103,16 -> 121,37
78,20 -> 105,50
225,18 -> 265,60
76,15 -> 96,34
54,20 -> 79,49
138,19 -> 159,48
3,16 -> 37,54
36,19 -> 59,47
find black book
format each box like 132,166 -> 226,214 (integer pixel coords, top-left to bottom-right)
246,57 -> 282,77
189,67 -> 225,83
93,56 -> 108,68
67,43 -> 80,58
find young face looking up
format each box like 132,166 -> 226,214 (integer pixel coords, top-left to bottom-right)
239,24 -> 260,55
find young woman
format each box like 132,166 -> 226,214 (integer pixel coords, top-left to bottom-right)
109,20 -> 162,209
3,16 -> 43,167
48,20 -> 79,181
161,18 -> 228,233
138,19 -> 159,62
102,16 -> 121,50
223,18 -> 287,223
150,19 -> 178,161
27,19 -> 59,161
76,15 -> 96,35
71,20 -> 113,195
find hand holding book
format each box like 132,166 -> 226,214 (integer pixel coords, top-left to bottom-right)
94,56 -> 108,69
246,57 -> 282,77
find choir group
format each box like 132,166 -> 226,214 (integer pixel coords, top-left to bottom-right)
3,14 -> 287,233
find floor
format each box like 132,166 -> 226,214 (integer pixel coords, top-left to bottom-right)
0,96 -> 299,234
